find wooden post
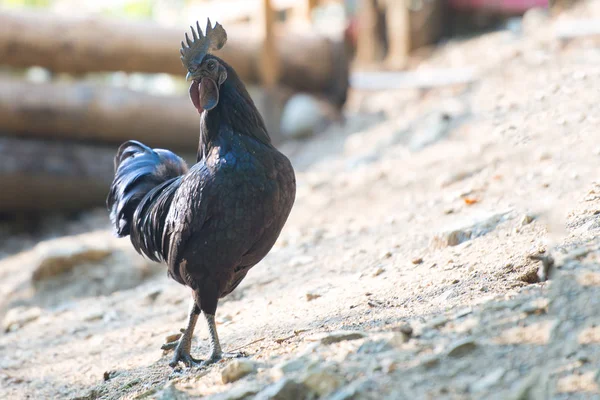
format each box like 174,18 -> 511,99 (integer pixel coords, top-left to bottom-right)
258,0 -> 280,88
303,0 -> 319,21
257,0 -> 284,139
356,0 -> 386,66
385,0 -> 411,69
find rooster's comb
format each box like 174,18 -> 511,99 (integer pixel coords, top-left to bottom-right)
180,19 -> 227,70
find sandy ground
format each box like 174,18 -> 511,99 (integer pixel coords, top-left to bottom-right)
2,3 -> 600,399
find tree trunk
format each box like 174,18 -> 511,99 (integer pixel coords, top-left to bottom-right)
0,9 -> 348,105
0,77 -> 295,149
0,78 -> 198,150
0,137 -> 195,212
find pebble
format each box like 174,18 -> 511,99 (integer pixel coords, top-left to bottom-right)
431,210 -> 512,248
446,338 -> 478,358
521,214 -> 535,226
288,256 -> 315,268
420,354 -> 440,369
393,322 -> 414,338
314,331 -> 366,345
301,368 -> 343,396
305,293 -> 321,302
221,359 -> 257,384
280,94 -> 327,139
520,299 -> 548,315
271,357 -> 312,380
3,306 -> 42,332
144,289 -> 162,303
411,257 -> 424,265
208,383 -> 262,400
381,358 -> 399,374
372,267 -> 385,277
471,368 -> 506,392
254,378 -> 308,400
32,241 -> 113,282
429,316 -> 449,329
157,382 -> 188,400
165,332 -> 183,344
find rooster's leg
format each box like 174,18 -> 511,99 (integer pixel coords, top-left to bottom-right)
199,313 -> 246,367
168,299 -> 201,368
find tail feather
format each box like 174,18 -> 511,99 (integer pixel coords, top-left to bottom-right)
131,176 -> 182,263
107,140 -> 187,261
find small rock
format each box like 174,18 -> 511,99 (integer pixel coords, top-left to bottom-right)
301,368 -> 343,397
393,322 -> 413,338
144,289 -> 162,303
288,256 -> 314,268
429,316 -> 448,329
357,338 -> 394,353
380,251 -> 392,259
103,370 -> 118,381
165,332 -> 182,344
315,331 -> 366,345
381,358 -> 399,374
372,267 -> 385,277
431,210 -> 512,248
420,354 -> 440,369
280,94 -> 328,139
446,338 -> 477,358
508,369 -> 549,400
471,368 -> 505,392
519,267 -> 541,284
271,357 -> 311,380
411,257 -> 423,265
32,241 -> 112,281
521,214 -> 535,226
83,311 -> 104,322
3,306 -> 41,332
157,382 -> 188,400
221,359 -> 257,384
254,378 -> 309,400
409,112 -> 455,151
520,299 -> 548,315
208,382 -> 262,400
305,293 -> 321,302
328,378 -> 370,400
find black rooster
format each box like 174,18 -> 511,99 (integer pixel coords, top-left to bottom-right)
107,20 -> 296,368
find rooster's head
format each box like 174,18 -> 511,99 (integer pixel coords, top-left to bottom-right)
180,20 -> 228,114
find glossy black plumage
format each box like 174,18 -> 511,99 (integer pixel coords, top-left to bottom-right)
107,52 -> 296,366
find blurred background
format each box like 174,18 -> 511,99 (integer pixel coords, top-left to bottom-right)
6,1 -> 600,398
0,0 -> 574,248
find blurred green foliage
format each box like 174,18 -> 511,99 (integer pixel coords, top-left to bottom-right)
104,0 -> 154,19
1,0 -> 51,7
0,0 -> 156,19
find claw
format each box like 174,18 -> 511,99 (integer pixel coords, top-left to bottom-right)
169,350 -> 201,368
198,351 -> 247,368
161,341 -> 178,351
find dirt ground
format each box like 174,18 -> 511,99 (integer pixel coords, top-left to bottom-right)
2,3 -> 600,399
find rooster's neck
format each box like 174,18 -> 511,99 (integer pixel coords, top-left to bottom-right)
197,62 -> 272,161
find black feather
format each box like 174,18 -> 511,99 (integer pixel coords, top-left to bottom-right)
107,140 -> 188,260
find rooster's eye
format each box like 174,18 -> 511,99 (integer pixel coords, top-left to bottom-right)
207,61 -> 216,71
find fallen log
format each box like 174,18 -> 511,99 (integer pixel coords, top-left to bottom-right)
0,9 -> 348,106
0,78 -> 198,150
0,137 -> 195,212
0,77 -> 294,149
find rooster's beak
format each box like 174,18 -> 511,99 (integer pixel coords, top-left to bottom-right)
186,71 -> 192,81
